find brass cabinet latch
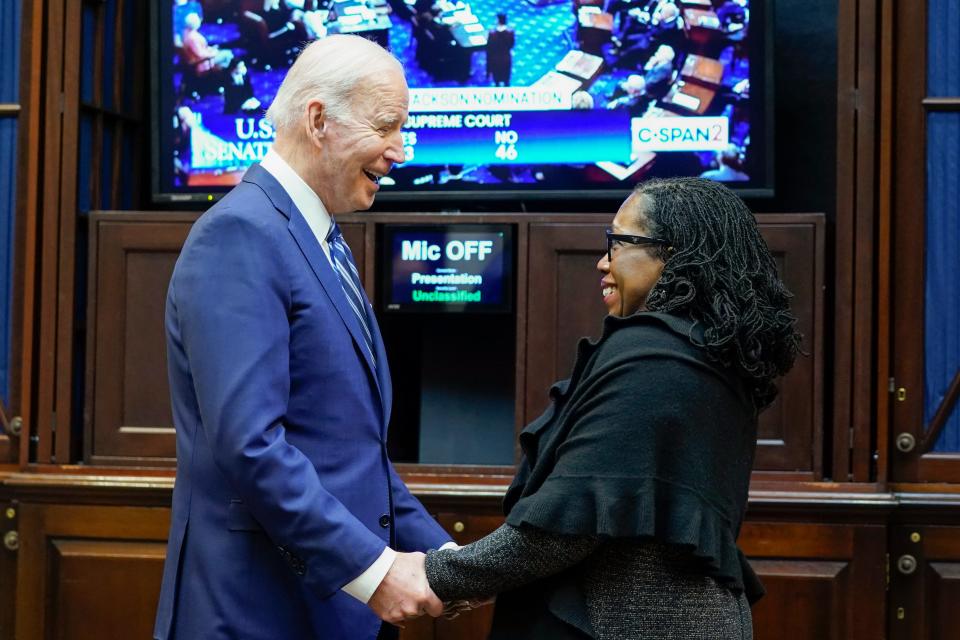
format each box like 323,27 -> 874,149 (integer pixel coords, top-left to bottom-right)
895,433 -> 916,453
2,530 -> 18,552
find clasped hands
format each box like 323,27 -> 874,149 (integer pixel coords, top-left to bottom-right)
367,551 -> 491,627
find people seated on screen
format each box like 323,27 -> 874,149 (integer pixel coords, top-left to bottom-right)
181,12 -> 234,77
607,44 -> 676,112
716,0 -> 749,34
223,59 -> 262,114
172,105 -> 198,182
700,144 -> 750,182
173,0 -> 204,47
571,90 -> 595,109
487,13 -> 515,87
413,7 -> 458,76
238,0 -> 309,58
612,0 -> 684,69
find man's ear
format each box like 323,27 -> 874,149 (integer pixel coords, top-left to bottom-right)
305,99 -> 326,148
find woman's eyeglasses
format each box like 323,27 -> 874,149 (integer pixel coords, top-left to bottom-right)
605,229 -> 671,262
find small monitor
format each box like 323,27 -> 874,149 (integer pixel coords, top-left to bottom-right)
381,224 -> 514,314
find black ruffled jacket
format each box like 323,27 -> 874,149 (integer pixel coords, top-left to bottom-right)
489,312 -> 764,639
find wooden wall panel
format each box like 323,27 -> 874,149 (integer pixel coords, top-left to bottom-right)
2,490 -> 940,640
889,524 -> 960,639
742,522 -> 886,640
750,559 -> 851,639
49,540 -> 165,640
82,211 -> 822,479
524,222 -> 608,425
85,218 -> 192,466
754,223 -> 823,475
925,562 -> 960,639
0,496 -> 16,640
14,503 -> 170,640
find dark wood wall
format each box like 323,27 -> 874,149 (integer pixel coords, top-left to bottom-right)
3,0 -> 960,639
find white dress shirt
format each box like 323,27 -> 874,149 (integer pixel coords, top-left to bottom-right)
259,149 -> 335,267
258,150 -> 455,604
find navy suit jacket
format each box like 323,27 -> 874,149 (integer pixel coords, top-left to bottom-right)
154,164 -> 451,639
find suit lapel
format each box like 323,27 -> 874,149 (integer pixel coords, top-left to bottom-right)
367,311 -> 392,431
242,165 -> 386,418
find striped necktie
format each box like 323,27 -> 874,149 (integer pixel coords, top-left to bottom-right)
326,219 -> 376,367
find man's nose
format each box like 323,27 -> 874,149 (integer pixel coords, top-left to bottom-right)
384,130 -> 405,163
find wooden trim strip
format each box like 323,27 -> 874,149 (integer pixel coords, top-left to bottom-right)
874,0 -> 895,487
832,0 -> 858,482
851,0 -> 881,482
0,103 -> 19,116
921,369 -> 960,453
0,399 -> 10,435
922,97 -> 960,111
35,0 -> 68,464
52,0 -> 83,464
13,0 -> 47,469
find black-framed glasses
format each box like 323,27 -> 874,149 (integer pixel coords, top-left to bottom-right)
605,229 -> 671,262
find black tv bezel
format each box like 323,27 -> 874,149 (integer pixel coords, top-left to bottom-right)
149,1 -> 775,205
379,223 -> 515,315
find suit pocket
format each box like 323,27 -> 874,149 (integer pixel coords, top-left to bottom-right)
226,500 -> 264,532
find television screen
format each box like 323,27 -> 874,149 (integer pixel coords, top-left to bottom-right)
154,0 -> 769,202
381,224 -> 513,313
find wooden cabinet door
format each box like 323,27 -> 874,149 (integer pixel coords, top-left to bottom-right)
85,218 -> 190,466
740,521 -> 886,640
887,0 -> 960,483
889,524 -> 960,640
85,215 -> 368,467
14,503 -> 170,640
525,216 -> 824,476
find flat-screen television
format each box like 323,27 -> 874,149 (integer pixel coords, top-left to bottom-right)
380,224 -> 513,313
152,0 -> 771,202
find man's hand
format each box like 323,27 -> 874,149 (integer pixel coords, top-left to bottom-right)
367,552 -> 444,625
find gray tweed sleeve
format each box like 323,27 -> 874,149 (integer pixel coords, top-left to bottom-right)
424,524 -> 599,602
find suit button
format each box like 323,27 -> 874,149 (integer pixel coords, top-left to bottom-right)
379,514 -> 391,528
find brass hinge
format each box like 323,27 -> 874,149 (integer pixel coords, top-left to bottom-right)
889,378 -> 907,401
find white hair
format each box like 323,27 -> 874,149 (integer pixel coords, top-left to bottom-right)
266,35 -> 402,134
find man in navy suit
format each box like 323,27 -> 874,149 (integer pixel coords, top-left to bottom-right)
154,35 -> 454,640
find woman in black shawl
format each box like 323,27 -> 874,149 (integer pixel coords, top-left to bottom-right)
423,177 -> 802,639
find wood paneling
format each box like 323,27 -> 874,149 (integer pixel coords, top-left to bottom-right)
524,222 -> 608,424
750,559 -> 851,639
888,0 -> 960,483
6,480 -> 959,640
48,540 -> 166,640
13,503 -> 170,640
85,216 -> 193,466
742,523 -> 886,640
0,496 -> 17,640
83,212 -> 819,478
889,524 -> 960,640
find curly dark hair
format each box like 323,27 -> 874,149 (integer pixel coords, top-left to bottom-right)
632,177 -> 802,409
